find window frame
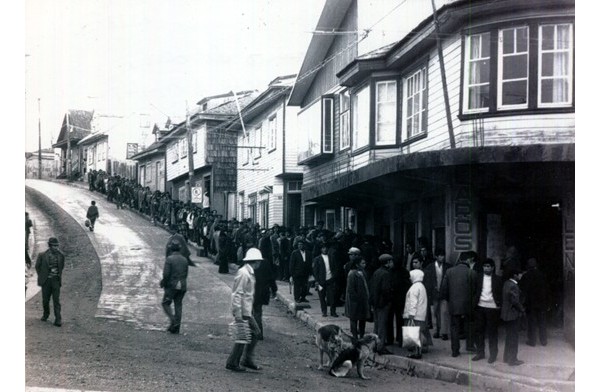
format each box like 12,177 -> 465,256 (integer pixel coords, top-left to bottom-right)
268,114 -> 277,152
401,65 -> 428,142
497,26 -> 530,111
463,32 -> 492,114
459,18 -> 575,120
538,23 -> 574,108
254,125 -> 263,160
339,90 -> 351,151
374,79 -> 398,146
351,83 -> 371,153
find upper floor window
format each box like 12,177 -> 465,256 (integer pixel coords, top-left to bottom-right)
498,26 -> 529,110
461,21 -> 574,117
254,126 -> 263,159
192,130 -> 198,153
352,85 -> 370,151
297,97 -> 333,164
539,23 -> 573,107
402,66 -> 428,139
375,81 -> 397,145
179,137 -> 188,158
170,141 -> 179,163
339,90 -> 350,150
268,115 -> 277,151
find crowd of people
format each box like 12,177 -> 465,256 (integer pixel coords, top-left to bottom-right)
78,171 -> 550,369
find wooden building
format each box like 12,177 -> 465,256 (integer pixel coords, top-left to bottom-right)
53,110 -> 94,179
288,0 -> 574,342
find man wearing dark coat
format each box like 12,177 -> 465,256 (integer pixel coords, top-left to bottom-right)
501,268 -> 525,366
312,242 -> 340,317
369,254 -> 394,352
423,248 -> 452,340
289,239 -> 312,304
472,258 -> 503,363
86,200 -> 99,232
36,237 -> 65,326
252,250 -> 277,340
161,240 -> 189,334
345,248 -> 370,340
519,258 -> 549,346
387,256 -> 411,345
440,251 -> 478,357
166,232 -> 196,267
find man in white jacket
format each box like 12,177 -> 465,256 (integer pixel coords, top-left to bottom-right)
226,248 -> 263,372
403,269 -> 432,359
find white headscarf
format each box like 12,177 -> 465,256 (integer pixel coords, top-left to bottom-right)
410,269 -> 424,284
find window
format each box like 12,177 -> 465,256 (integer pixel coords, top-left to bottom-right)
352,85 -> 370,150
464,33 -> 491,112
248,194 -> 257,224
259,198 -> 269,229
192,130 -> 198,153
539,23 -> 573,107
268,116 -> 277,151
402,67 -> 427,139
339,91 -> 350,150
297,97 -> 334,163
325,209 -> 335,231
179,137 -> 188,158
254,126 -> 263,159
375,81 -> 397,145
243,133 -> 249,165
461,21 -> 574,117
238,192 -> 245,221
287,181 -> 302,192
170,142 -> 179,163
498,26 -> 529,109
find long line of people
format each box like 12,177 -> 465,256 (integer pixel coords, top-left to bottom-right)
84,171 -> 548,366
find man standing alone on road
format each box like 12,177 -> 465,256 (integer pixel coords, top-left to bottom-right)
86,201 -> 99,232
226,248 -> 264,372
36,237 -> 65,327
160,239 -> 189,334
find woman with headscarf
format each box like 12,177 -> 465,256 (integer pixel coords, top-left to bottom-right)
403,269 -> 433,359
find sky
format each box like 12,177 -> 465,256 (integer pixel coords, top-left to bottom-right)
23,0 -> 326,151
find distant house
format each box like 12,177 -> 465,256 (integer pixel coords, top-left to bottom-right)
226,75 -> 302,229
53,110 -> 94,179
24,148 -> 60,179
164,90 -> 258,218
129,121 -> 170,192
78,113 -> 150,180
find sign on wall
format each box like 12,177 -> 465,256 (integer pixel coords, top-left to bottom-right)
126,143 -> 139,159
191,186 -> 203,204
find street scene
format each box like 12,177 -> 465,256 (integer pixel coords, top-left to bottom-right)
23,0 -> 576,391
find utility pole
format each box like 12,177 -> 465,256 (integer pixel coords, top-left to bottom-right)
186,103 -> 195,203
38,98 -> 42,179
431,0 -> 456,148
66,110 -> 72,177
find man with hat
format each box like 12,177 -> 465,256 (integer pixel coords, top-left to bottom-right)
160,239 -> 189,334
289,238 -> 313,305
369,253 -> 394,353
35,237 -> 65,326
312,241 -> 340,317
226,247 -> 263,372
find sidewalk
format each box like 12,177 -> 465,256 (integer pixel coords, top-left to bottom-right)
50,179 -> 575,391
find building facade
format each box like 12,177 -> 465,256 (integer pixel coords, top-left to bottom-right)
164,90 -> 257,218
53,110 -> 94,179
25,149 -> 60,179
227,75 -> 303,229
288,0 -> 574,341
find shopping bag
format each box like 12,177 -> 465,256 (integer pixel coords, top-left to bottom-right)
228,320 -> 252,344
84,219 -> 91,227
402,320 -> 422,349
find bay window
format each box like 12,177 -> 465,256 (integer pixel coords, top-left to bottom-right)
539,23 -> 573,107
461,20 -> 574,117
352,85 -> 370,150
297,97 -> 333,164
339,90 -> 350,150
375,81 -> 397,145
402,67 -> 427,139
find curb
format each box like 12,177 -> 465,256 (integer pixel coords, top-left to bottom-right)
273,290 -> 574,392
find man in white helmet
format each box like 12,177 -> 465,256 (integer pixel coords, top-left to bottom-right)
226,247 -> 263,372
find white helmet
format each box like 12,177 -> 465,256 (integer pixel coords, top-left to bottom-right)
243,247 -> 263,262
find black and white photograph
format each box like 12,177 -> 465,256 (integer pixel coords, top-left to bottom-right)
17,0 -> 583,391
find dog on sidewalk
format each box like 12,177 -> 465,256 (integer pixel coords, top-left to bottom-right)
315,324 -> 351,369
328,333 -> 380,380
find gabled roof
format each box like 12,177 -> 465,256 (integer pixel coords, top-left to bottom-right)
53,110 -> 94,148
225,75 -> 296,132
78,131 -> 108,146
288,0 -> 353,106
129,139 -> 167,161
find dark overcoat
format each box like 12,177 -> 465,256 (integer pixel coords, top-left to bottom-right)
35,248 -> 65,287
440,262 -> 477,315
345,268 -> 370,320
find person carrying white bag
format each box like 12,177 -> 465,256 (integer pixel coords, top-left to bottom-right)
402,269 -> 433,359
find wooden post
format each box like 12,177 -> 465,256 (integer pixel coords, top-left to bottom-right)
66,111 -> 72,177
186,104 -> 194,203
37,98 -> 42,179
